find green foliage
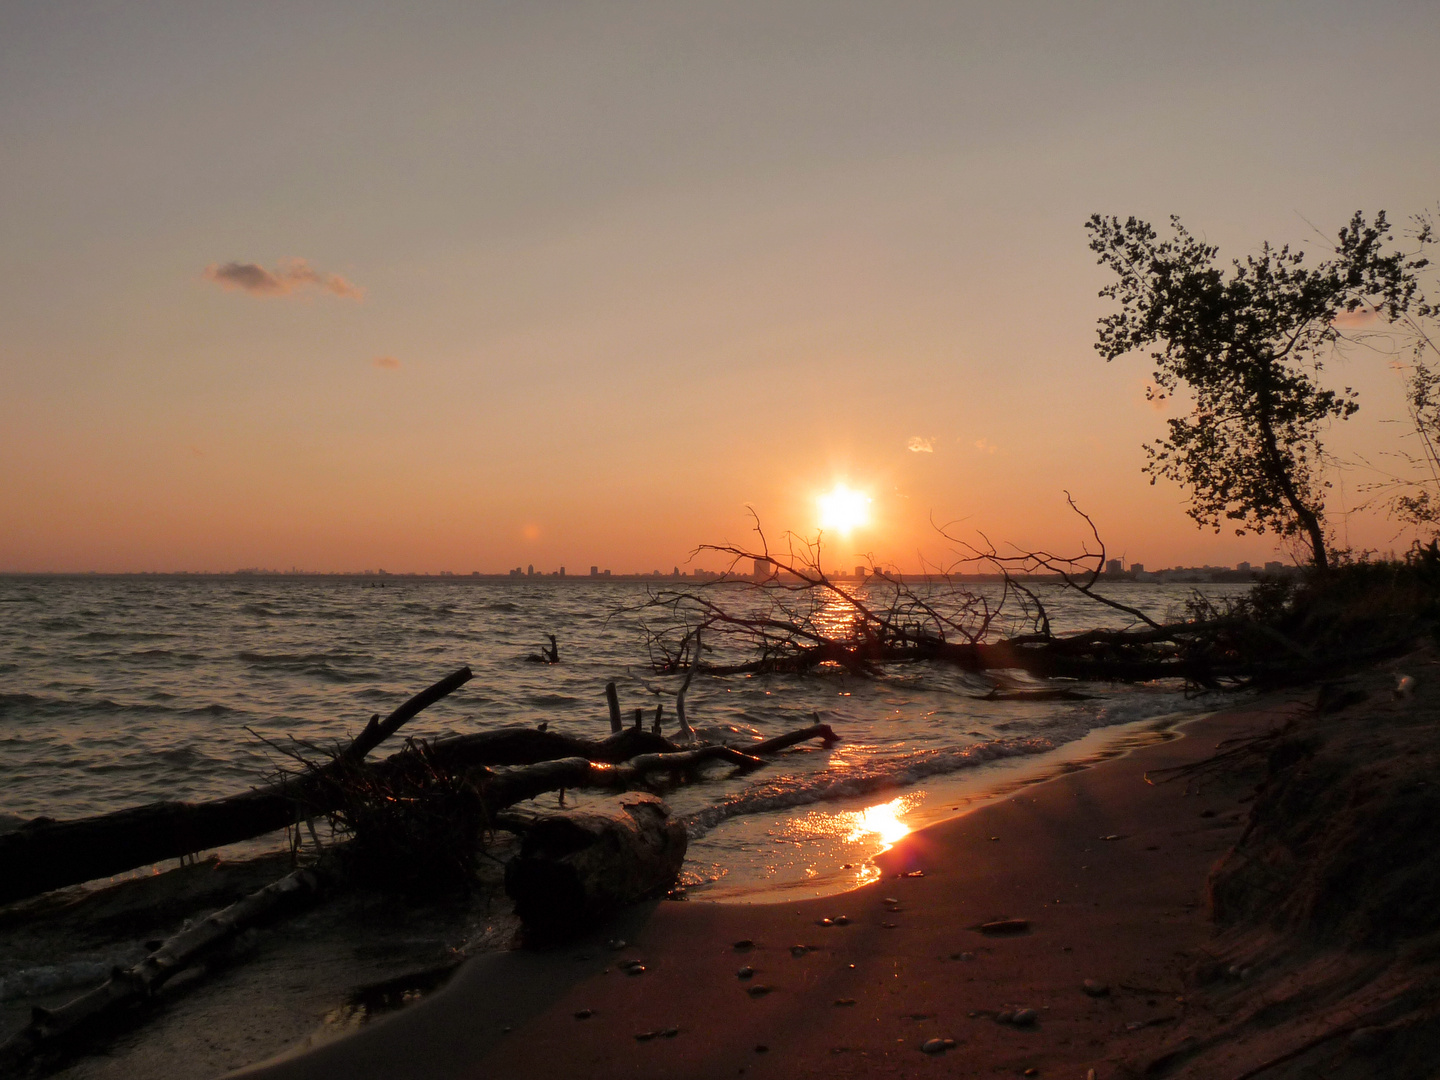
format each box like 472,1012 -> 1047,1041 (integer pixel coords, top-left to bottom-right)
1087,212 -> 1424,569
1385,211 -> 1440,529
1283,547 -> 1440,651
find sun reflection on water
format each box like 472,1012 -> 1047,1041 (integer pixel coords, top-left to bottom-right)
841,797 -> 912,847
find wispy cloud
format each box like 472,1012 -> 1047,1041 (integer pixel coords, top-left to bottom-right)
373,355 -> 401,370
203,258 -> 365,300
1332,306 -> 1380,329
906,435 -> 935,453
973,438 -> 997,454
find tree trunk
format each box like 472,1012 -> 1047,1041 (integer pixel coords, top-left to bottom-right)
0,668 -> 472,907
1255,379 -> 1329,571
500,792 -> 686,941
0,863 -> 334,1073
0,721 -> 776,907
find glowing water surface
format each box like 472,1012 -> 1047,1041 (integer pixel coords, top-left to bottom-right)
0,576 -> 1239,898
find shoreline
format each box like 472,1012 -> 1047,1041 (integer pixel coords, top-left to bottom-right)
233,692 -> 1297,1080
692,708 -> 1199,904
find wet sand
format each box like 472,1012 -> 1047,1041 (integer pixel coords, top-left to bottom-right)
234,698 -> 1294,1080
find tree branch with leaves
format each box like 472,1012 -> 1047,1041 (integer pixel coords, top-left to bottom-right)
1086,211 -> 1425,569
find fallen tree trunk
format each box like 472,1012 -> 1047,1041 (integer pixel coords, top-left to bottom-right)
0,667 -> 472,908
747,721 -> 839,755
423,724 -> 677,769
499,792 -> 687,941
0,861 -> 335,1074
477,743 -> 769,810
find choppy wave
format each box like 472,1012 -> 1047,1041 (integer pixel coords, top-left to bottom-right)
0,692 -> 241,720
77,630 -> 179,641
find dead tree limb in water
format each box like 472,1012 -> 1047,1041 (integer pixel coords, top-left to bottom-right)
0,862 -> 336,1073
0,668 -> 472,907
605,681 -> 623,733
449,718 -> 836,811
624,503 -> 1332,687
0,713 -> 791,909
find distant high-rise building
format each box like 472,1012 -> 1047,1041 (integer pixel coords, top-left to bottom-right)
855,565 -> 866,578
559,566 -> 565,576
527,564 -> 534,577
1105,559 -> 1123,575
753,557 -> 773,578
590,566 -> 599,576
1237,561 -> 1251,573
1130,562 -> 1144,574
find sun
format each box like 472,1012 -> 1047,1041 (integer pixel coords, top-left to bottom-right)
817,484 -> 871,535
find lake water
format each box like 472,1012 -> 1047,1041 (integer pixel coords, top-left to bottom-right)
0,576 -> 1248,899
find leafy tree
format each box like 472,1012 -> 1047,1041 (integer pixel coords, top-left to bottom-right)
1381,210 -> 1440,532
1087,211 -> 1423,570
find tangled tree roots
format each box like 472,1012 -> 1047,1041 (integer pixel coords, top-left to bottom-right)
309,740 -> 489,894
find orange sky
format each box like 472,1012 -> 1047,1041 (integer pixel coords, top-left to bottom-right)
3,2 -> 1438,573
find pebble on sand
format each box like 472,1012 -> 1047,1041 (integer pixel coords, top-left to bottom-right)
978,919 -> 1030,935
574,1009 -> 594,1020
833,915 -> 850,925
1082,979 -> 1109,997
733,940 -> 755,951
790,945 -> 809,957
834,998 -> 856,1007
920,1038 -> 956,1054
737,966 -> 755,979
746,984 -> 774,997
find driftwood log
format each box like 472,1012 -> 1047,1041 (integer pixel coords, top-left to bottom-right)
500,792 -> 687,940
476,742 -> 772,810
0,667 -> 473,907
0,862 -> 335,1073
0,711 -> 829,907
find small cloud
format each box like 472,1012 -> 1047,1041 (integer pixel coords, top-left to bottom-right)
1332,306 -> 1379,329
373,355 -> 401,370
907,435 -> 935,453
203,257 -> 365,300
973,438 -> 997,454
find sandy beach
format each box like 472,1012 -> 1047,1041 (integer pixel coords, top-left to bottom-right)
230,697 -> 1297,1080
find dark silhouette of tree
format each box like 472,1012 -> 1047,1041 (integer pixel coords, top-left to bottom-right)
1087,212 -> 1424,570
